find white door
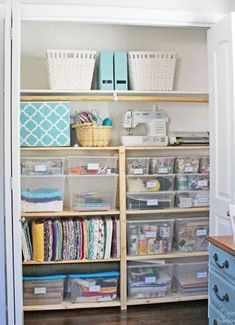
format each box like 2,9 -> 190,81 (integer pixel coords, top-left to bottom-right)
208,13 -> 235,235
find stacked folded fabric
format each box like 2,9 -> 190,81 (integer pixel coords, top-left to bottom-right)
22,217 -> 120,262
21,188 -> 63,212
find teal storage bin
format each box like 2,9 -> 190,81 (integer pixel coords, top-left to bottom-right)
20,101 -> 70,147
114,52 -> 128,90
98,51 -> 114,90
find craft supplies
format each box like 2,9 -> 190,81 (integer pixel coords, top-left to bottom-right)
127,175 -> 174,193
175,260 -> 208,296
175,174 -> 209,191
150,157 -> 174,174
175,217 -> 209,252
199,157 -> 210,173
23,275 -> 66,306
22,217 -> 120,263
21,175 -> 65,212
175,191 -> 209,208
126,158 -> 150,175
67,271 -> 119,303
67,156 -> 117,175
127,192 -> 175,210
127,219 -> 174,256
174,157 -> 200,174
68,175 -> 118,211
128,262 -> 174,299
21,157 -> 65,175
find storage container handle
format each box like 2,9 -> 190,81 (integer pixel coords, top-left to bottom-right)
213,253 -> 229,269
213,285 -> 229,302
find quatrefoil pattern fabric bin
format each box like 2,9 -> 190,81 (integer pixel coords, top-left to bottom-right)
20,101 -> 70,147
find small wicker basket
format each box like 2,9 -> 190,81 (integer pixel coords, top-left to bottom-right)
73,123 -> 112,147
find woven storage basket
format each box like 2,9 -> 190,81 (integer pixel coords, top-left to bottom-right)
73,123 -> 112,147
47,50 -> 96,90
128,51 -> 177,91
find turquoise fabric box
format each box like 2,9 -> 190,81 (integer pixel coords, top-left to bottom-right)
114,52 -> 128,90
98,51 -> 114,90
20,101 -> 70,147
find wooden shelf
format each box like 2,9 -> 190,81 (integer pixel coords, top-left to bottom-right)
21,210 -> 120,218
126,207 -> 209,215
23,258 -> 120,265
23,299 -> 121,311
127,294 -> 208,306
21,146 -> 120,151
125,146 -> 209,150
20,90 -> 209,103
127,251 -> 208,261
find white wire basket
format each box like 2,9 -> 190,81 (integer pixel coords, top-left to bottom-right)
47,50 -> 97,90
128,51 -> 177,91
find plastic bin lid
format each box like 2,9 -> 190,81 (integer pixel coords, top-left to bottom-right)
67,271 -> 120,278
23,275 -> 66,281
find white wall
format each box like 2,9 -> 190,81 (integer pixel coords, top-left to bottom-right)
17,0 -> 235,13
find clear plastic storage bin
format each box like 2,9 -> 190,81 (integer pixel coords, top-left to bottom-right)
21,175 -> 65,212
23,275 -> 66,306
127,192 -> 175,210
68,175 -> 118,211
66,271 -> 119,303
199,157 -> 210,173
127,219 -> 174,256
150,157 -> 174,174
67,156 -> 118,175
128,261 -> 173,299
126,157 -> 150,175
21,157 -> 65,175
175,261 -> 208,296
175,174 -> 209,191
175,217 -> 209,252
174,157 -> 200,174
127,175 -> 174,193
175,191 -> 209,208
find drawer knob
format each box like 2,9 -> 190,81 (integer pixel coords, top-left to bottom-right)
213,285 -> 229,302
213,320 -> 217,325
213,253 -> 229,269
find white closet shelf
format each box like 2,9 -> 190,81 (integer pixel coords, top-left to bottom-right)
23,258 -> 120,265
21,210 -> 120,218
126,207 -> 209,215
127,251 -> 208,261
20,90 -> 209,103
127,294 -> 208,306
23,300 -> 121,311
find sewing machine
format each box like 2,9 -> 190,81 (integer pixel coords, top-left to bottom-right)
120,109 -> 168,146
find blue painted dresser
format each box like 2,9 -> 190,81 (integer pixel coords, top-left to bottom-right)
208,236 -> 235,324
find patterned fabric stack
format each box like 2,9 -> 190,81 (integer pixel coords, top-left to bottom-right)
21,217 -> 120,262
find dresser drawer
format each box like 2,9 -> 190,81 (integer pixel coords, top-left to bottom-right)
209,244 -> 235,281
209,303 -> 233,325
210,269 -> 235,314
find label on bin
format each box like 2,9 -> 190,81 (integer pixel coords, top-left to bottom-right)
34,165 -> 47,172
145,276 -> 156,283
179,198 -> 192,208
147,181 -> 157,189
145,231 -> 157,238
147,199 -> 159,206
89,285 -> 101,292
197,229 -> 207,236
198,197 -> 209,204
134,168 -> 144,175
184,166 -> 193,172
197,180 -> 208,187
197,272 -> 207,279
159,167 -> 168,174
34,287 -> 47,295
87,163 -> 99,170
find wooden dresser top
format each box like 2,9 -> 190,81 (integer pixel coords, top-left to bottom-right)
208,236 -> 235,256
